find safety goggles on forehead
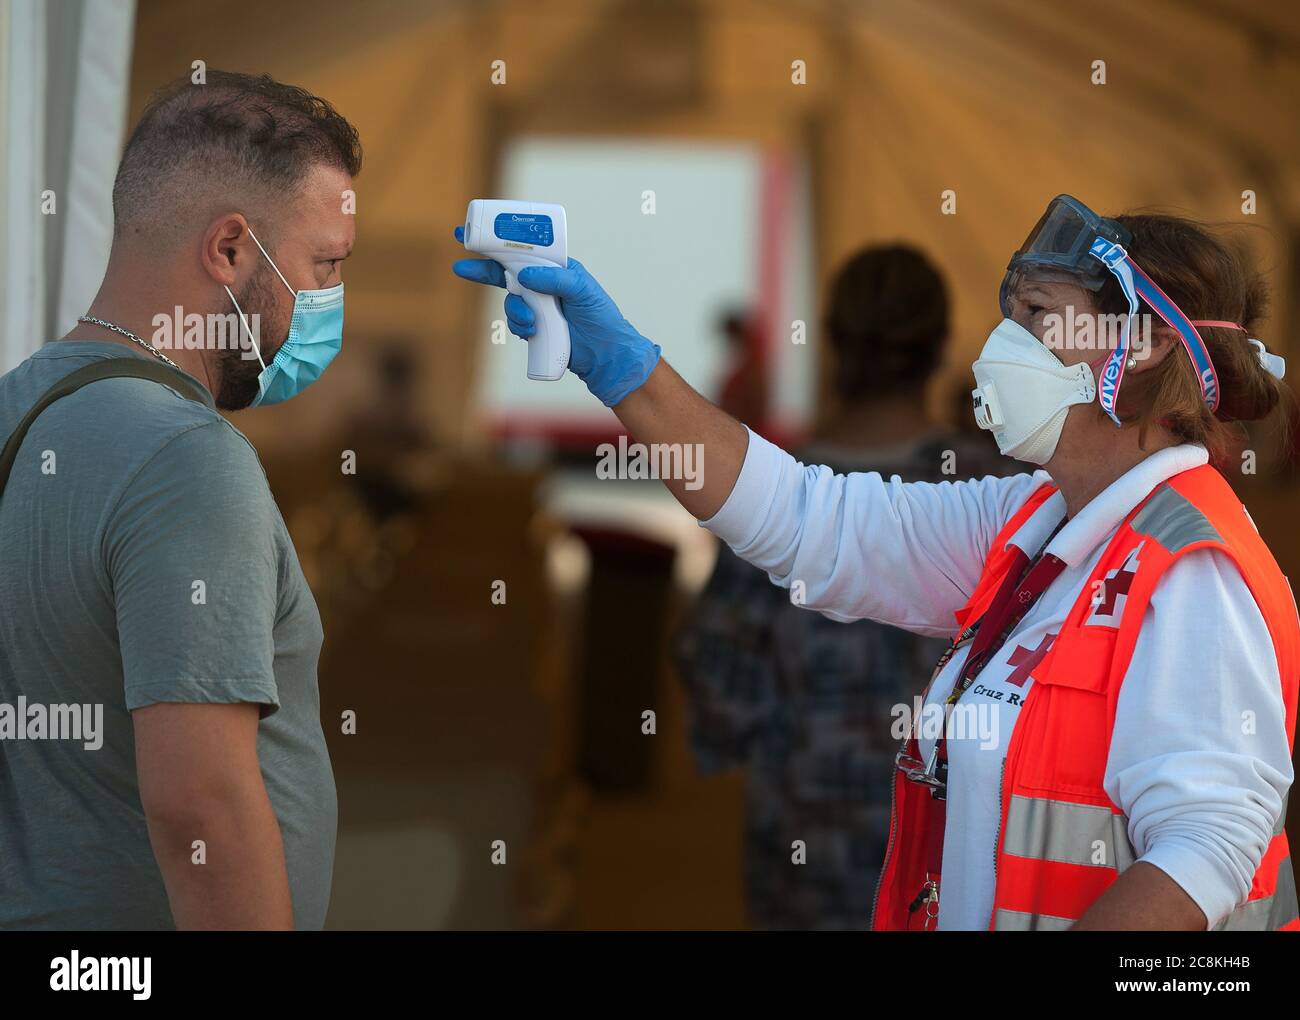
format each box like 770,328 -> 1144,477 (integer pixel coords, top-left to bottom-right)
999,196 -> 1131,315
1001,194 -> 1222,425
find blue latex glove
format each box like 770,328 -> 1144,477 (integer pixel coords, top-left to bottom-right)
452,226 -> 661,406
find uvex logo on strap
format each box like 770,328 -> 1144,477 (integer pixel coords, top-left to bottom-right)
1086,542 -> 1145,626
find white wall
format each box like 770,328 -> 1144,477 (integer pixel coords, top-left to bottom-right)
0,0 -> 134,373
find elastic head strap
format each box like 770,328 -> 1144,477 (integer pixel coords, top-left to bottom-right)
1189,321 -> 1287,380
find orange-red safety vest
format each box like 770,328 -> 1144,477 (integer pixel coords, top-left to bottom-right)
870,464 -> 1300,931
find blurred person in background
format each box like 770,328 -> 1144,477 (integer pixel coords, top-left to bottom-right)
714,308 -> 770,432
348,341 -> 431,521
673,245 -> 1010,929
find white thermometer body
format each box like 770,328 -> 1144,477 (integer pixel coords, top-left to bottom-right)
462,199 -> 571,380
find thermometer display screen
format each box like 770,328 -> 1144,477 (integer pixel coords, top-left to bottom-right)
494,213 -> 554,247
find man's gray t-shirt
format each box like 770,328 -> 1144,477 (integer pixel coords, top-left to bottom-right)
0,341 -> 336,929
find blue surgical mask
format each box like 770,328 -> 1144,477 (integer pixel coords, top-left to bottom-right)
225,225 -> 344,407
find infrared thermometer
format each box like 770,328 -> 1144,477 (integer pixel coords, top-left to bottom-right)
462,199 -> 570,380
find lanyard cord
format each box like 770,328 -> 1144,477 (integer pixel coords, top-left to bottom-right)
903,517 -> 1069,921
935,517 -> 1069,761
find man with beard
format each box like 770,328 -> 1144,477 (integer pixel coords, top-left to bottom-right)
0,71 -> 360,929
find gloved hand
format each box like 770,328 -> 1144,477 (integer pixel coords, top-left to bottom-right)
452,226 -> 661,406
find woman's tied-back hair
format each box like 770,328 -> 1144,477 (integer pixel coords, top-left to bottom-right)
1096,212 -> 1290,462
111,70 -> 362,246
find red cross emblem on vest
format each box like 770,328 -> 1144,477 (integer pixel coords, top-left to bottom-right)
1005,631 -> 1057,687
1087,541 -> 1145,625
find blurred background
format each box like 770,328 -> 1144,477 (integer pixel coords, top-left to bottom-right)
2,0 -> 1299,928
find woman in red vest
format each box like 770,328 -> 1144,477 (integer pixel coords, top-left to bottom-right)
455,195 -> 1299,930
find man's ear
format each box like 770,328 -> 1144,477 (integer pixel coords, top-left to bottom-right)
1129,320 -> 1178,373
201,213 -> 252,288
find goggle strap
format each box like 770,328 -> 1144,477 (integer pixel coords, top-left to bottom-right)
1087,239 -> 1221,418
1125,257 -> 1221,414
1089,240 -> 1136,426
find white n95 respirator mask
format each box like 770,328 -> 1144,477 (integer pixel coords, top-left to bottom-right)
971,318 -> 1097,465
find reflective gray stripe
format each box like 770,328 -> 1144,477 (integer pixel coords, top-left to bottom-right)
1130,484 -> 1222,552
993,908 -> 1076,931
1274,791 -> 1289,837
1214,855 -> 1299,931
1003,794 -> 1136,871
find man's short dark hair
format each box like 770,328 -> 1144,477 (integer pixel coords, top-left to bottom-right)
112,70 -> 362,245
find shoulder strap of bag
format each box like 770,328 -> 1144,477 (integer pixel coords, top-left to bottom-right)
0,357 -> 210,499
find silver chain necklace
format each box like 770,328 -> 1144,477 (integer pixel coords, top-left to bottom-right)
76,315 -> 180,370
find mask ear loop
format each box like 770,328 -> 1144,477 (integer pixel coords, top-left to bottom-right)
245,225 -> 298,298
225,223 -> 296,371
225,285 -> 267,370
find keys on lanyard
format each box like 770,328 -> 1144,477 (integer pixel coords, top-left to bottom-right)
896,625 -> 975,793
906,877 -> 941,929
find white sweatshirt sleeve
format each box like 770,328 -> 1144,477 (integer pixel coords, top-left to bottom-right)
1105,547 -> 1294,928
699,425 -> 1049,637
